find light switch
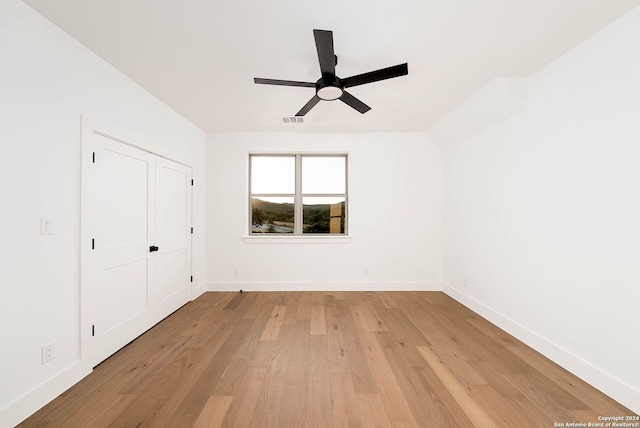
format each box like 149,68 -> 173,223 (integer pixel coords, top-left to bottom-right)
41,217 -> 54,235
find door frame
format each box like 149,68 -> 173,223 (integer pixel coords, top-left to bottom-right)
80,116 -> 193,367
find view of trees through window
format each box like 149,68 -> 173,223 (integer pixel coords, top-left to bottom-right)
250,155 -> 347,235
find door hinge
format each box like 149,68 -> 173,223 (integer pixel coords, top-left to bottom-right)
92,325 -> 95,336
191,179 -> 194,186
91,238 -> 95,250
92,152 -> 95,163
191,227 -> 193,234
190,276 -> 193,283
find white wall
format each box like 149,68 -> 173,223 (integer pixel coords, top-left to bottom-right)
206,132 -> 442,291
0,1 -> 206,426
442,7 -> 640,412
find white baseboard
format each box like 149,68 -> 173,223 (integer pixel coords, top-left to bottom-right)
206,280 -> 443,292
191,281 -> 207,300
0,361 -> 91,428
442,283 -> 640,414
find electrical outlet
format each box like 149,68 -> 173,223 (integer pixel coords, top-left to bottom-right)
364,267 -> 370,276
463,278 -> 469,287
233,267 -> 239,276
42,343 -> 56,364
40,217 -> 55,235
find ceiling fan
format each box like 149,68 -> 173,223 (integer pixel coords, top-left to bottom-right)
254,29 -> 408,116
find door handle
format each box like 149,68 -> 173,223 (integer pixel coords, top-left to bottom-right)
150,245 -> 159,252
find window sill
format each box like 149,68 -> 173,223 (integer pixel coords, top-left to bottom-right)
243,235 -> 352,244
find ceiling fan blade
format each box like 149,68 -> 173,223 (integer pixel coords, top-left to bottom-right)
314,29 -> 336,76
343,63 -> 408,88
340,91 -> 371,114
254,78 -> 315,88
296,95 -> 321,116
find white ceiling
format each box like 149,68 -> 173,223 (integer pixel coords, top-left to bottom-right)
22,0 -> 640,133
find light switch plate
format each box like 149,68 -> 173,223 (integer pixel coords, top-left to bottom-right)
41,217 -> 54,235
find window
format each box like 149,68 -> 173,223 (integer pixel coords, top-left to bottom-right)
250,154 -> 347,235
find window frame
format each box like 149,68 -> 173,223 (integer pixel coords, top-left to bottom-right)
248,153 -> 348,237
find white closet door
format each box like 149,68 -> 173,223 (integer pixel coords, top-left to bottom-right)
86,133 -> 156,366
82,128 -> 193,367
154,157 -> 192,318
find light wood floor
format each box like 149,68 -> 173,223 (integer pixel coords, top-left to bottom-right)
20,292 -> 636,427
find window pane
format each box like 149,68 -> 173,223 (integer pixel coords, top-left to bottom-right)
251,197 -> 294,234
251,156 -> 295,194
302,197 -> 345,234
302,156 -> 346,194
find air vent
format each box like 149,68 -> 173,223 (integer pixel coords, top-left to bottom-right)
282,117 -> 304,123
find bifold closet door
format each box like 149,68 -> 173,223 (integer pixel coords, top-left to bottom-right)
84,132 -> 192,367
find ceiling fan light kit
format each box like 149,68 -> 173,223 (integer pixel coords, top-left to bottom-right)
317,85 -> 343,101
254,29 -> 408,117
